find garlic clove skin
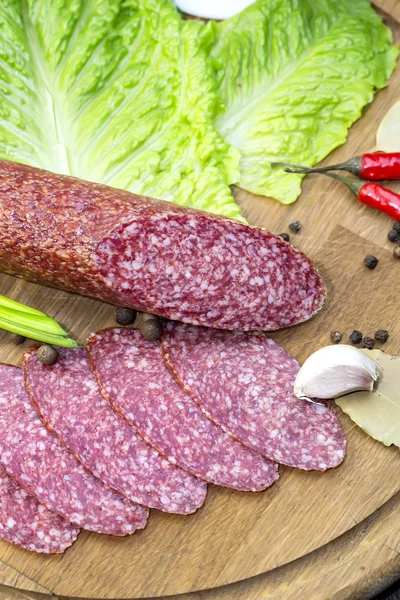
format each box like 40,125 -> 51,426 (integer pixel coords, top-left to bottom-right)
294,345 -> 381,401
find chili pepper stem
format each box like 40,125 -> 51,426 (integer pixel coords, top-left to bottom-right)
279,165 -> 363,196
272,158 -> 362,176
275,162 -> 400,221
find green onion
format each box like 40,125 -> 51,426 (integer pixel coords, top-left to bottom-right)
0,295 -> 79,348
0,295 -> 45,316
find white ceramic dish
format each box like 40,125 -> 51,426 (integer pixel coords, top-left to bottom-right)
174,0 -> 256,20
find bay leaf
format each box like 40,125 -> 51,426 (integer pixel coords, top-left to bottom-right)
335,349 -> 400,448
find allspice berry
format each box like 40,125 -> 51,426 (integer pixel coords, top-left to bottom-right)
37,344 -> 58,365
141,317 -> 162,342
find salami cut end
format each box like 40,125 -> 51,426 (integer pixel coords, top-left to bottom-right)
94,213 -> 325,331
162,323 -> 347,471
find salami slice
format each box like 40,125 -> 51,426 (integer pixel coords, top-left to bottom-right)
162,323 -> 346,471
0,160 -> 325,331
0,464 -> 79,554
24,348 -> 207,514
87,329 -> 278,491
0,364 -> 149,535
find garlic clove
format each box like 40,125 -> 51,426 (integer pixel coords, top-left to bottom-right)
294,345 -> 381,401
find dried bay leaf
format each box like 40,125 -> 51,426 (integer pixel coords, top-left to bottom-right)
335,349 -> 400,448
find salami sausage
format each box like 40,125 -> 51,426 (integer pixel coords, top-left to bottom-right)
0,364 -> 149,535
24,348 -> 207,514
162,323 -> 346,471
87,329 -> 278,491
0,464 -> 79,554
0,161 -> 325,331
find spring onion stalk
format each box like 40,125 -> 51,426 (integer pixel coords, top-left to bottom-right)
0,295 -> 79,348
0,295 -> 45,316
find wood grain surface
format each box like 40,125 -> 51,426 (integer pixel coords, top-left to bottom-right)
0,1 -> 399,599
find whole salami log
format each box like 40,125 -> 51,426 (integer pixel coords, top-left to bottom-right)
0,161 -> 325,331
87,329 -> 278,491
0,364 -> 149,535
162,323 -> 346,471
0,464 -> 79,554
24,348 -> 207,514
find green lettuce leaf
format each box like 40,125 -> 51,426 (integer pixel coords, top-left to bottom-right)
0,0 -> 241,218
211,0 -> 399,204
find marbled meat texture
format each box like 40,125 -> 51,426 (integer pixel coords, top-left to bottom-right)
0,464 -> 79,554
0,364 -> 149,535
24,348 -> 207,514
87,329 -> 278,491
0,160 -> 325,331
162,323 -> 347,471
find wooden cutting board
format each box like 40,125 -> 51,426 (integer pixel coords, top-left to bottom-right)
0,2 -> 399,599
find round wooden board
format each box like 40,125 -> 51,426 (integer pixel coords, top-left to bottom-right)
1,217 -> 399,599
1,492 -> 398,600
0,2 -> 399,598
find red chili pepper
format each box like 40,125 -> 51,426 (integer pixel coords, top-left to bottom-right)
272,153 -> 400,180
360,153 -> 400,180
357,182 -> 400,220
273,163 -> 400,221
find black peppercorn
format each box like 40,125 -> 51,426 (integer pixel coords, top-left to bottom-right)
394,246 -> 400,259
330,330 -> 342,344
374,329 -> 389,343
278,233 -> 290,242
288,220 -> 301,233
349,330 -> 362,345
363,255 -> 378,270
388,229 -> 400,243
362,336 -> 375,350
393,222 -> 400,233
37,344 -> 58,365
114,307 -> 137,326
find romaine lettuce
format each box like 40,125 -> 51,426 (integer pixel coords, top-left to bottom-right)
0,0 -> 397,213
0,0 -> 241,218
211,0 -> 398,204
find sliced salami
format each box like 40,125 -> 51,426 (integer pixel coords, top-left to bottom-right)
0,464 -> 79,554
24,348 -> 207,514
0,161 -> 325,331
87,329 -> 278,491
162,323 -> 346,471
0,364 -> 149,535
